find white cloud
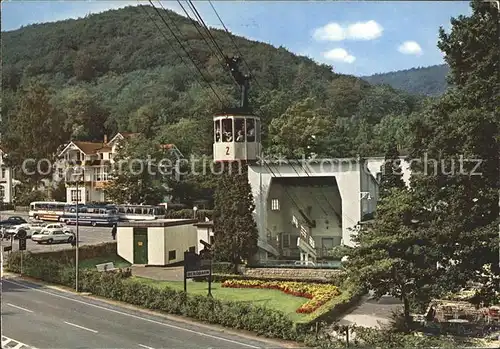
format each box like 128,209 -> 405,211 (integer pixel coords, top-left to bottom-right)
313,20 -> 383,41
398,41 -> 423,55
323,48 -> 356,64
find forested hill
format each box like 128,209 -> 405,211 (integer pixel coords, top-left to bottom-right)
2,5 -> 426,161
362,64 -> 449,96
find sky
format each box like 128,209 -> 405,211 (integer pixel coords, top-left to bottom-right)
1,0 -> 472,76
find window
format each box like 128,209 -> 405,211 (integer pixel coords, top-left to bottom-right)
234,118 -> 245,142
188,246 -> 195,253
271,198 -> 280,211
102,168 -> 109,181
214,120 -> 221,143
282,233 -> 290,248
0,186 -> 4,201
1,168 -> 6,179
209,235 -> 214,245
71,190 -> 81,202
168,250 -> 176,261
322,238 -> 334,249
246,118 -> 255,142
221,118 -> 233,142
255,119 -> 261,142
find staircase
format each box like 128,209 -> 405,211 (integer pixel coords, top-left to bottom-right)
293,215 -> 317,263
258,236 -> 280,257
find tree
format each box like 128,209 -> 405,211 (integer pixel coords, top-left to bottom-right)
58,86 -> 109,141
129,104 -> 159,138
105,134 -> 168,204
213,162 -> 259,269
408,0 -> 499,296
379,140 -> 405,199
268,97 -> 331,158
347,188 -> 438,328
157,118 -> 212,156
2,81 -> 68,186
50,181 -> 67,202
438,0 -> 499,111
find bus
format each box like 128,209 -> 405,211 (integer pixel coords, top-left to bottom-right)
29,201 -> 67,221
117,204 -> 166,221
62,204 -> 119,227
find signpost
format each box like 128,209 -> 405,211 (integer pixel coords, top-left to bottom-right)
17,230 -> 27,276
183,240 -> 212,297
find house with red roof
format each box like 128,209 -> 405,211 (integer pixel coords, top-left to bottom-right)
58,133 -> 182,204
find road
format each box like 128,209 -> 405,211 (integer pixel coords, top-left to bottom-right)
1,276 -> 283,349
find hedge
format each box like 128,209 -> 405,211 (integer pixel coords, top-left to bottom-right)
5,251 -> 315,342
166,208 -> 213,220
19,242 -> 118,261
0,203 -> 15,210
204,272 -> 348,285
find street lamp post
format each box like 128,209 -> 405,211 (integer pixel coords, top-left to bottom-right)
193,206 -> 198,220
73,166 -> 82,292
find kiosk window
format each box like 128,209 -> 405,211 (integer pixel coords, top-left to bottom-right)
168,250 -> 176,260
222,119 -> 233,142
235,118 -> 245,142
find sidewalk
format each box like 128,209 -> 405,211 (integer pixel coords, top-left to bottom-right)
132,265 -> 184,281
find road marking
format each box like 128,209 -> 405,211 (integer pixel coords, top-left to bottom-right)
138,345 -> 155,349
6,303 -> 33,313
1,335 -> 37,348
4,279 -> 261,348
63,321 -> 98,333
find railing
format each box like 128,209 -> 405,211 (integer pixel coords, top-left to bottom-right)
299,224 -> 315,249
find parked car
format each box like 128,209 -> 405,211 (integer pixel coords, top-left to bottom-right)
40,223 -> 73,235
31,230 -> 75,244
0,216 -> 27,227
3,222 -> 44,239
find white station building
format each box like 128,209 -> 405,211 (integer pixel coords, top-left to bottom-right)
213,111 -> 411,263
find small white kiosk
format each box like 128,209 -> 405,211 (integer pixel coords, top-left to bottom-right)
117,219 -> 198,266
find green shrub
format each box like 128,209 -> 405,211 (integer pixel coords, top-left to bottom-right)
15,242 -> 118,261
165,208 -> 213,220
0,202 -> 15,210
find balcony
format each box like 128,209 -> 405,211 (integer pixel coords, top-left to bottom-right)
84,159 -> 110,166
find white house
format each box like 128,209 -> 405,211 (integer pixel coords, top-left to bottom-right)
59,133 -> 183,204
0,147 -> 13,203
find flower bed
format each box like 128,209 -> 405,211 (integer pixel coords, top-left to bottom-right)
222,279 -> 341,314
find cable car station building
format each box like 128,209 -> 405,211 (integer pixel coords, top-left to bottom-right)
213,111 -> 411,264
212,57 -> 411,264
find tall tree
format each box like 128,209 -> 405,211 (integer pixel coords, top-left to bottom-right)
409,0 -> 499,295
347,188 -> 437,328
379,140 -> 405,199
213,162 -> 259,269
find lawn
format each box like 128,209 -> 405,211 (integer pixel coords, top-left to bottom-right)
132,276 -> 309,321
79,254 -> 131,269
